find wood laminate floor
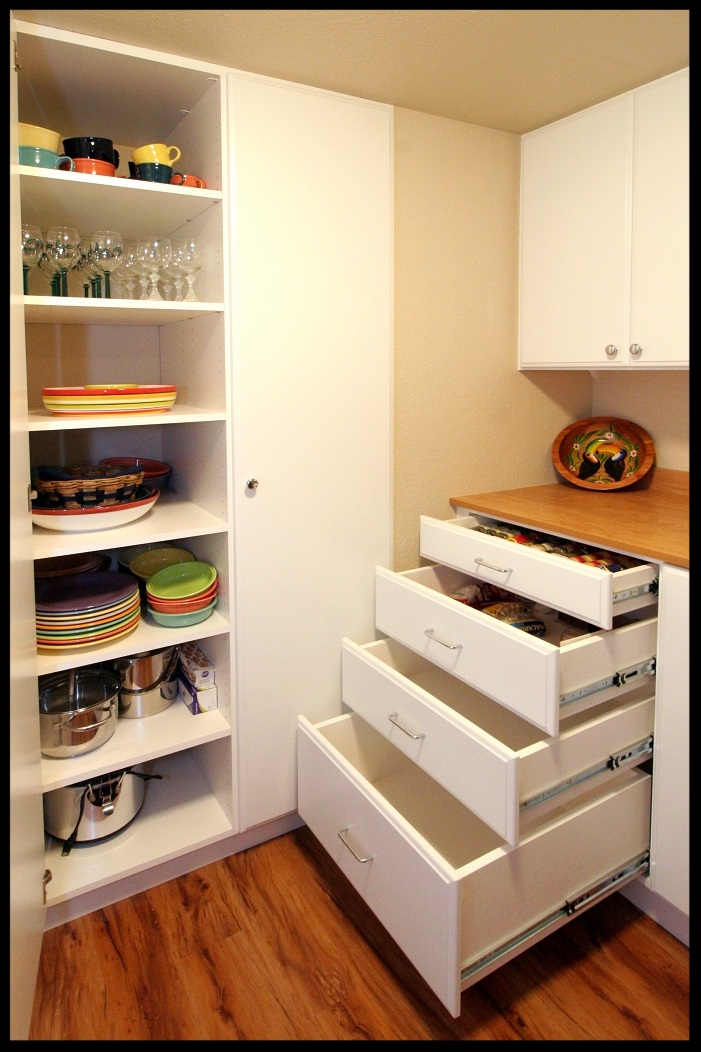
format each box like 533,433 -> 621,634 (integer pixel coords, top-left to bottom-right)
29,825 -> 689,1040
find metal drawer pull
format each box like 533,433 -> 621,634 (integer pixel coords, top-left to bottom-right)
474,556 -> 511,574
388,712 -> 425,739
337,827 -> 373,863
424,628 -> 463,650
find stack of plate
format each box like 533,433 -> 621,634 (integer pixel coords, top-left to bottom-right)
35,571 -> 141,650
41,384 -> 177,416
146,561 -> 218,627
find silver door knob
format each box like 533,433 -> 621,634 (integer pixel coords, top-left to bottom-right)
246,478 -> 259,490
604,344 -> 618,358
629,343 -> 643,358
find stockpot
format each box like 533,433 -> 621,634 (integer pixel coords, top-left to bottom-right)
39,667 -> 119,758
114,644 -> 179,718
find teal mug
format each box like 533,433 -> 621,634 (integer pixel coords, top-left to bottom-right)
135,162 -> 173,183
19,145 -> 74,171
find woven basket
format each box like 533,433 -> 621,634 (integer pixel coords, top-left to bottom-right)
34,470 -> 145,509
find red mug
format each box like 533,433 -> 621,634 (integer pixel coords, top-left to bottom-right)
170,172 -> 206,189
72,157 -> 116,177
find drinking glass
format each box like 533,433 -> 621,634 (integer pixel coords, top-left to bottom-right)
44,226 -> 80,296
171,238 -> 206,302
77,236 -> 101,297
21,224 -> 43,294
90,230 -> 123,299
38,251 -> 61,296
139,237 -> 172,301
121,240 -> 140,300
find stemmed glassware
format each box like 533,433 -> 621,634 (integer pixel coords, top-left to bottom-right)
90,230 -> 123,298
44,226 -> 80,297
120,240 -> 140,300
21,224 -> 44,294
171,238 -> 206,302
137,236 -> 172,301
77,236 -> 101,297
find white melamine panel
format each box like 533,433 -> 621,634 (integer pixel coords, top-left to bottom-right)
519,95 -> 631,367
648,565 -> 688,913
342,636 -> 655,844
630,71 -> 689,366
420,515 -> 657,628
299,712 -> 652,1018
229,73 -> 393,828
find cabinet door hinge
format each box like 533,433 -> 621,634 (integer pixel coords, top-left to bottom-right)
28,484 -> 37,513
43,868 -> 52,905
14,40 -> 22,73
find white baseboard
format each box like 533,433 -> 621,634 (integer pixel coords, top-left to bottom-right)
619,878 -> 689,946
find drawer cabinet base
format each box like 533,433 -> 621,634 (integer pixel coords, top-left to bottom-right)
298,712 -> 652,1018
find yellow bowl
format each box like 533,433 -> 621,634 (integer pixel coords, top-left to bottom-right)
19,122 -> 62,153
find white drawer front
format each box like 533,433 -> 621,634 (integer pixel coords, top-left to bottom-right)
298,712 -> 651,1018
420,515 -> 658,629
375,564 -> 657,736
342,636 -> 655,845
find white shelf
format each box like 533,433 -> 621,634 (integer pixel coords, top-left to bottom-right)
36,609 -> 230,678
24,296 -> 224,326
41,697 -> 231,792
31,491 -> 227,557
17,166 -> 222,238
28,402 -> 226,430
43,750 -> 234,906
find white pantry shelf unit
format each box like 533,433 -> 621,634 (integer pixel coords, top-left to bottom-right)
11,19 -> 237,916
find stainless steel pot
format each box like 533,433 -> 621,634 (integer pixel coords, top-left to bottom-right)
39,668 -> 119,758
43,766 -> 157,855
114,645 -> 179,718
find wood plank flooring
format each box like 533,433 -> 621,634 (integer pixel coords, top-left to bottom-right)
29,825 -> 689,1040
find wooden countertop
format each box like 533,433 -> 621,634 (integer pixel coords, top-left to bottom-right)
451,468 -> 689,568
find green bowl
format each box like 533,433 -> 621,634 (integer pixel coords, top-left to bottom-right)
146,560 -> 217,600
147,597 -> 217,627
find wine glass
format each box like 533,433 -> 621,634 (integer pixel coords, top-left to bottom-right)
44,226 -> 80,296
90,230 -> 123,299
77,236 -> 101,297
21,224 -> 43,294
138,237 -> 172,301
120,240 -> 140,300
171,238 -> 206,302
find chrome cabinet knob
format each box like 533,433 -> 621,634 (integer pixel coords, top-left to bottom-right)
604,344 -> 618,358
245,478 -> 259,490
629,343 -> 643,358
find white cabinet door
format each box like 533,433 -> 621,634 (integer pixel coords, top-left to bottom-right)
229,74 -> 393,828
519,69 -> 688,370
9,12 -> 46,1038
649,564 -> 688,914
630,71 -> 689,366
519,94 -> 630,368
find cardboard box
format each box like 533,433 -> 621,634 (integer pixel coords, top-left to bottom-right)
178,641 -> 215,688
177,670 -> 218,714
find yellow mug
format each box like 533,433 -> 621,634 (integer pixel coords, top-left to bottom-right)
132,142 -> 181,166
19,122 -> 63,153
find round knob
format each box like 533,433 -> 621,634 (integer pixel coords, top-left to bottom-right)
245,478 -> 259,490
604,344 -> 618,358
629,343 -> 643,358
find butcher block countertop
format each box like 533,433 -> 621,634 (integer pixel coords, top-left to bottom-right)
451,468 -> 689,569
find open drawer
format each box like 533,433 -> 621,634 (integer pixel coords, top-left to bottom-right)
342,636 -> 654,844
298,711 -> 651,1019
375,564 -> 657,736
420,514 -> 658,629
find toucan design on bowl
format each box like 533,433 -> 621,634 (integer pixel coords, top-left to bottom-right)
551,417 -> 655,491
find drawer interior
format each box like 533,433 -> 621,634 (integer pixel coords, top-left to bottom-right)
362,636 -> 655,753
405,564 -> 655,646
317,712 -> 650,873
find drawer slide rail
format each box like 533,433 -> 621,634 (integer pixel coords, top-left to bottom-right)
520,736 -> 653,814
560,658 -> 656,708
461,852 -> 650,984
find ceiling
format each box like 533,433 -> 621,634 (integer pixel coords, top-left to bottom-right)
11,9 -> 689,135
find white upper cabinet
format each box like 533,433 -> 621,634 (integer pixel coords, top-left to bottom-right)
519,68 -> 688,370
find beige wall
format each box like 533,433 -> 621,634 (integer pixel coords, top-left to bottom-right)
393,108 -> 590,570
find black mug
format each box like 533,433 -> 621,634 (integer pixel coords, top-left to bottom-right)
63,136 -> 119,169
